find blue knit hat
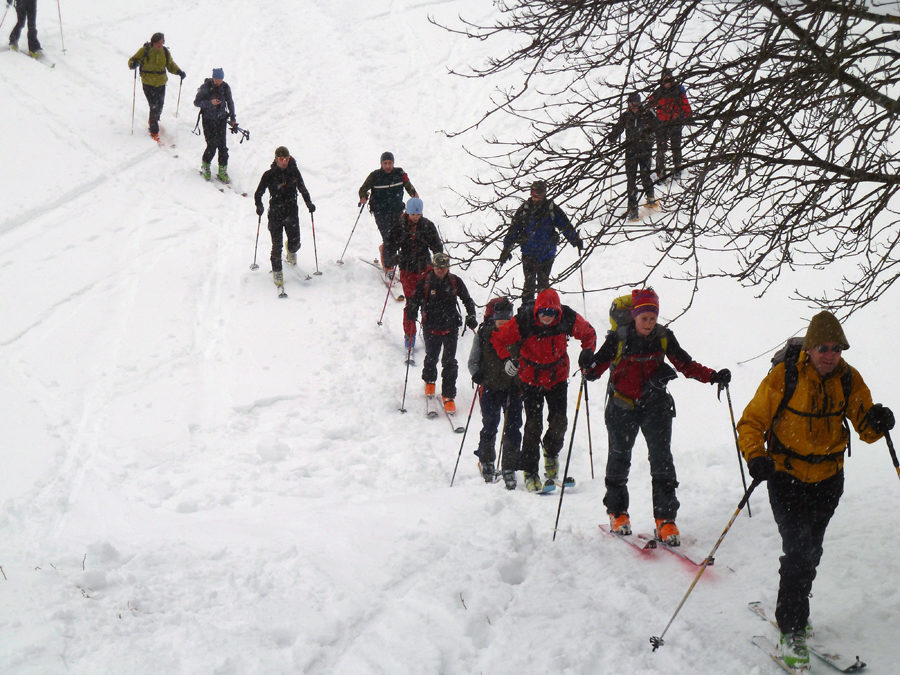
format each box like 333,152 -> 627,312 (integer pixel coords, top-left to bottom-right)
212,68 -> 224,79
406,198 -> 424,215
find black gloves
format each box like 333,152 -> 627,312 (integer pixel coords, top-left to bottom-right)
710,369 -> 731,385
255,204 -> 264,216
308,203 -> 316,213
747,455 -> 775,482
178,70 -> 186,80
472,369 -> 484,386
865,404 -> 895,434
578,348 -> 594,370
129,60 -> 139,70
498,249 -> 511,265
465,315 -> 478,330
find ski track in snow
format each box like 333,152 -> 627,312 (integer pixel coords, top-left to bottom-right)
1,1 -> 898,673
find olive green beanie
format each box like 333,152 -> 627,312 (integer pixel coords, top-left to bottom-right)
802,310 -> 849,351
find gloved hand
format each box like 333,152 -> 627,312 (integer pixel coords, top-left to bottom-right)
583,366 -> 600,382
747,455 -> 775,482
578,348 -> 594,370
504,359 -> 518,377
498,249 -> 511,265
308,203 -> 316,213
472,369 -> 484,386
710,369 -> 731,385
465,315 -> 478,330
178,70 -> 186,80
230,124 -> 239,134
358,197 -> 368,207
255,204 -> 264,216
129,60 -> 139,70
865,404 -> 895,434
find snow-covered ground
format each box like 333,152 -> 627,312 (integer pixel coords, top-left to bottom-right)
1,1 -> 898,673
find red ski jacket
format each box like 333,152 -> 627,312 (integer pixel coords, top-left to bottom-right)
653,84 -> 692,123
491,289 -> 596,389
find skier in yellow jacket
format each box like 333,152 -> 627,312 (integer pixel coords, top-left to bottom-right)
737,310 -> 894,671
127,32 -> 185,141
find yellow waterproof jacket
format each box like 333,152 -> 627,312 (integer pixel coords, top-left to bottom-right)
128,44 -> 181,87
738,352 -> 881,483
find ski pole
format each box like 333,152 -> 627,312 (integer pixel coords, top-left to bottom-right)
721,383 -> 752,517
56,0 -> 66,53
376,267 -> 397,326
175,78 -> 183,118
450,386 -> 482,487
885,430 -> 900,481
649,478 -> 762,651
249,214 -> 261,270
399,346 -> 413,413
0,4 -> 10,31
583,377 -> 595,479
337,204 -> 365,265
552,377 -> 584,541
131,68 -> 137,135
310,212 -> 322,275
495,393 -> 507,480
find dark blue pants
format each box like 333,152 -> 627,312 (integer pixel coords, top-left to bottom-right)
9,0 -> 41,53
201,117 -> 229,166
521,256 -> 553,302
655,124 -> 684,178
142,84 -> 166,134
476,386 -> 523,471
769,471 -> 843,633
603,393 -> 678,519
374,211 -> 401,245
422,330 -> 458,399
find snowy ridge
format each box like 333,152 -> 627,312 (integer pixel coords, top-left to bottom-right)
1,1 -> 898,673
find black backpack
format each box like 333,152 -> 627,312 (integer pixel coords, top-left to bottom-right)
769,337 -> 853,460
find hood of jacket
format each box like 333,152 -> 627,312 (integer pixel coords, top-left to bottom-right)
533,288 -> 562,327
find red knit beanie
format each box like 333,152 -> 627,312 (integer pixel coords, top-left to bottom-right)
631,288 -> 659,318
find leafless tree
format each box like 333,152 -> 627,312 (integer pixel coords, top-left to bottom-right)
436,0 -> 900,317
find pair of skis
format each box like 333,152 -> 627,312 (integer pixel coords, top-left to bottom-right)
749,601 -> 866,673
5,44 -> 55,68
425,394 -> 464,433
598,525 -> 709,568
359,257 -> 405,302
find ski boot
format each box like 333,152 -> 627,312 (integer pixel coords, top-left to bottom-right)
543,453 -> 559,482
424,382 -> 436,397
626,208 -> 640,222
609,512 -> 632,535
502,470 -> 517,491
479,461 -> 495,484
285,249 -> 297,265
442,397 -> 456,414
404,334 -> 416,351
524,472 -> 542,493
217,165 -> 230,184
645,197 -> 660,209
654,518 -> 680,546
273,270 -> 284,287
201,162 -> 211,181
779,631 -> 810,671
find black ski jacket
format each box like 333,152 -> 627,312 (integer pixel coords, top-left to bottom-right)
406,271 -> 476,334
607,108 -> 660,156
254,158 -> 313,216
382,214 -> 443,273
358,167 -> 417,214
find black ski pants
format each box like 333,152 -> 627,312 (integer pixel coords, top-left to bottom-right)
768,470 -> 843,634
201,117 -> 229,166
520,381 -> 568,475
142,84 -> 166,135
422,330 -> 459,399
9,0 -> 41,53
521,255 -> 553,302
374,211 -> 401,245
603,393 -> 679,519
476,385 -> 523,470
655,124 -> 684,179
268,208 -> 300,273
625,149 -> 655,213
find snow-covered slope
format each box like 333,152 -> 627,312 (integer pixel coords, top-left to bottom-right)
1,1 -> 897,673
